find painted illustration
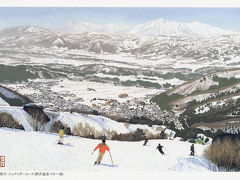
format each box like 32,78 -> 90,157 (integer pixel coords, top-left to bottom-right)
0,7 -> 240,173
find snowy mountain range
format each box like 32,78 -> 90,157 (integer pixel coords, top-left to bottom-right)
0,24 -> 240,65
0,25 -> 55,38
56,19 -> 238,37
56,21 -> 130,34
2,19 -> 234,40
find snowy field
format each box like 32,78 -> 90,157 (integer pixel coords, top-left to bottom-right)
0,128 -> 215,172
50,79 -> 162,105
6,79 -> 163,106
1,46 -> 240,73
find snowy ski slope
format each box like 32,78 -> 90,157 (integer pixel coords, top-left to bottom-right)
0,128 -> 216,172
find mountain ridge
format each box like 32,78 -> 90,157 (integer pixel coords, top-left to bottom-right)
1,25 -> 240,68
56,18 -> 239,37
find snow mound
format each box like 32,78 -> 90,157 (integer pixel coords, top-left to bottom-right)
56,112 -> 163,135
0,106 -> 33,131
0,106 -> 170,137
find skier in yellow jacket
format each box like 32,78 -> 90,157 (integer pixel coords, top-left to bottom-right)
58,127 -> 64,145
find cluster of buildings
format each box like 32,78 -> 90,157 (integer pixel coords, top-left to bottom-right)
11,80 -> 182,128
92,97 -> 168,121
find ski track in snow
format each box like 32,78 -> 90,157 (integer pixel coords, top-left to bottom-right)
0,128 -> 213,172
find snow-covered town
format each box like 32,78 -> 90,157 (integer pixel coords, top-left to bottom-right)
6,79 -> 181,127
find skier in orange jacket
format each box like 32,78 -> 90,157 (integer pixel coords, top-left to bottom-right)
91,139 -> 112,165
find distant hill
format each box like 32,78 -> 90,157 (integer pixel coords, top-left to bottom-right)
151,68 -> 240,135
0,84 -> 33,106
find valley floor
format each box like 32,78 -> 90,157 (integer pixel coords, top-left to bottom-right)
0,128 -> 215,172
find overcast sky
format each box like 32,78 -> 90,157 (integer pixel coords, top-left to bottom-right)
0,7 -> 239,32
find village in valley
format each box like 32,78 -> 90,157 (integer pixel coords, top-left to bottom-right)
7,79 -> 182,128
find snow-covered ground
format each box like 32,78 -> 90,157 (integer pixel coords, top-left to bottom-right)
6,79 -> 162,107
95,73 -> 184,87
50,79 -> 161,106
169,76 -> 218,96
195,99 -> 229,114
0,128 -> 215,172
0,97 -> 9,106
56,111 -> 164,136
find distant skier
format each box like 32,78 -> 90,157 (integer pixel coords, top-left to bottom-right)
156,143 -> 165,155
91,139 -> 113,165
190,144 -> 195,156
58,127 -> 64,145
143,138 -> 148,146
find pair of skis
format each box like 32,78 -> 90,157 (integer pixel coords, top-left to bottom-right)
92,151 -> 114,166
53,139 -> 71,146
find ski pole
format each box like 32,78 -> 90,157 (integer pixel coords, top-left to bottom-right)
109,151 -> 114,166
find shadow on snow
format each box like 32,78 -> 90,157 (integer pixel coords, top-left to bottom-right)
100,163 -> 118,168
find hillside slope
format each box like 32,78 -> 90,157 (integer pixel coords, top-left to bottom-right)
152,69 -> 240,110
0,85 -> 33,106
151,68 -> 240,133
